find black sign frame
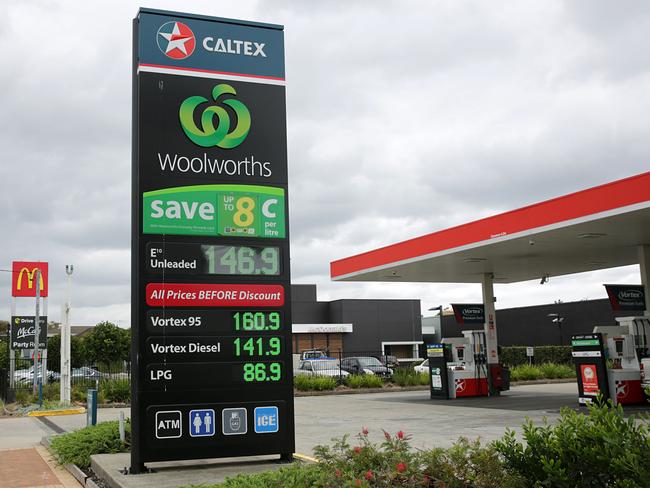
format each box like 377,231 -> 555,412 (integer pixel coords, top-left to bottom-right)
131,9 -> 294,472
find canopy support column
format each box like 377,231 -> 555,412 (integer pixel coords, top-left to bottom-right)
482,273 -> 498,364
640,245 -> 650,315
482,273 -> 500,396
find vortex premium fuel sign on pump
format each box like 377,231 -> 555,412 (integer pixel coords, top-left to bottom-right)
131,9 -> 293,471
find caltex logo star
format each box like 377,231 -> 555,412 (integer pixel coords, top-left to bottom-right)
455,379 -> 466,393
156,21 -> 196,60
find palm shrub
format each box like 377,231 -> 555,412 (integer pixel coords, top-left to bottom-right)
509,364 -> 542,381
538,362 -> 575,379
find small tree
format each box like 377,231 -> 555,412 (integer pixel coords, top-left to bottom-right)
83,322 -> 130,366
46,334 -> 86,372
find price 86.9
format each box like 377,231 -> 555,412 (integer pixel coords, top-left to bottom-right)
242,362 -> 282,382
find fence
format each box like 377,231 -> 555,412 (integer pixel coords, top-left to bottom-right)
2,357 -> 131,402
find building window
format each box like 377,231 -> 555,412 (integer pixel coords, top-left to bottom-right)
380,341 -> 421,362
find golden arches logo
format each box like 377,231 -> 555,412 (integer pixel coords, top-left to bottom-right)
16,267 -> 45,292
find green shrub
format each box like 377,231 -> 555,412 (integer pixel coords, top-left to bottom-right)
50,420 -> 130,468
509,362 -> 575,381
100,378 -> 131,403
493,401 -> 650,487
509,364 -> 543,381
204,462 -> 325,487
15,389 -> 34,406
538,362 -> 575,379
293,375 -> 337,391
71,385 -> 106,403
14,383 -> 61,406
345,374 -> 384,389
392,367 -> 429,386
204,430 -> 524,488
500,345 -> 572,367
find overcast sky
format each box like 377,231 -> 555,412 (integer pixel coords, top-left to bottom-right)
0,0 -> 648,326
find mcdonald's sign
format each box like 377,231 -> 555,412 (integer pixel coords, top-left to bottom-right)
12,261 -> 48,297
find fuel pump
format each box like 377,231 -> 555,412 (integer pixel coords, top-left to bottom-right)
593,324 -> 645,405
442,331 -> 489,398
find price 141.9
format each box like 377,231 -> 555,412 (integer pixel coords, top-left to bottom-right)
234,337 -> 281,356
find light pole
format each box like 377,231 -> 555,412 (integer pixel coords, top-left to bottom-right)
547,313 -> 565,345
32,269 -> 41,396
61,264 -> 73,404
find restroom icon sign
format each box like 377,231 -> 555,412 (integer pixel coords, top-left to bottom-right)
189,409 -> 215,437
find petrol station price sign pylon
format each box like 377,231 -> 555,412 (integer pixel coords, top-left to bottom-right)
131,9 -> 294,472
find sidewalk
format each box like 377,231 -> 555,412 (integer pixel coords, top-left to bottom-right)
0,446 -> 82,488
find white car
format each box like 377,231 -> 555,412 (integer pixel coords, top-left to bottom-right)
294,359 -> 349,377
413,359 -> 429,374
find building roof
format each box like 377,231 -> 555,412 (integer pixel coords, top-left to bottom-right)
70,325 -> 94,336
331,172 -> 650,284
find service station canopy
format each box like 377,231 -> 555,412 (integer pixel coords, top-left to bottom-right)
331,172 -> 650,285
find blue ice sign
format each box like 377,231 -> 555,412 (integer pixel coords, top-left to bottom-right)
254,406 -> 279,433
189,409 -> 215,437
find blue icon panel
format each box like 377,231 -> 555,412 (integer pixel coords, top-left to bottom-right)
189,409 -> 215,437
254,406 -> 279,433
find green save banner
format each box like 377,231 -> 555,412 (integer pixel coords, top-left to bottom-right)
143,185 -> 285,238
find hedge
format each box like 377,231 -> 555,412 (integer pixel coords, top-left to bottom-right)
500,345 -> 572,367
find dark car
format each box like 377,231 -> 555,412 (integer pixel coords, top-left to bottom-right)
341,356 -> 393,378
378,355 -> 400,369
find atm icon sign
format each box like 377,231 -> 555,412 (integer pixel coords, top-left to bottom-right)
155,410 -> 182,439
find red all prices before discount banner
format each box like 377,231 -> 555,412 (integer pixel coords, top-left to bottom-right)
146,283 -> 284,307
581,364 -> 600,395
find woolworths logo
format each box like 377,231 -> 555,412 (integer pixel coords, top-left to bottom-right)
179,84 -> 251,149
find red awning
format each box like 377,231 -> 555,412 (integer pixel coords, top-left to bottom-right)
331,172 -> 650,284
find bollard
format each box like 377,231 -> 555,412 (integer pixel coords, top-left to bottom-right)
38,380 -> 43,408
87,389 -> 98,426
119,411 -> 126,442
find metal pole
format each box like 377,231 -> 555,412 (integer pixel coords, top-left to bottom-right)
61,265 -> 73,404
9,297 -> 16,389
32,269 -> 41,396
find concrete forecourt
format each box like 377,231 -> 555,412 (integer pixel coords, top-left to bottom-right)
0,382 -> 578,488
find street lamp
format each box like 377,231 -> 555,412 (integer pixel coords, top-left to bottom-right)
428,305 -> 443,316
428,305 -> 444,340
547,313 -> 565,345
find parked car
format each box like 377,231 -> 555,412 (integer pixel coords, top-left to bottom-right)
14,366 -> 60,384
71,367 -> 105,381
341,356 -> 393,377
294,359 -> 349,377
414,359 -> 429,374
300,350 -> 328,360
378,355 -> 400,369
